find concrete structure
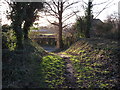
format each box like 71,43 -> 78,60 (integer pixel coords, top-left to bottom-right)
31,29 -> 57,46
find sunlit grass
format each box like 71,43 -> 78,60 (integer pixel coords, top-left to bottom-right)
63,38 -> 119,88
41,55 -> 65,88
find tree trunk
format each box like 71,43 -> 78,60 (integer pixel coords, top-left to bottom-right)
57,20 -> 63,49
14,25 -> 23,50
85,1 -> 92,38
57,22 -> 63,49
12,12 -> 23,50
12,3 -> 24,50
86,16 -> 90,38
23,21 -> 29,40
56,4 -> 63,49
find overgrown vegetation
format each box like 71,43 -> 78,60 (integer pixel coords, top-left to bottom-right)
2,24 -> 18,50
74,16 -> 87,38
61,38 -> 120,88
94,14 -> 119,40
7,2 -> 44,49
2,1 -> 120,89
2,40 -> 47,88
2,26 -> 65,88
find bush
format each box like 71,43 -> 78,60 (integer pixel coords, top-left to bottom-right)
94,15 -> 119,40
74,17 -> 87,38
2,26 -> 17,50
2,40 -> 47,88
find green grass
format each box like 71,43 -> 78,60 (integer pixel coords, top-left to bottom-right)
62,38 -> 119,88
2,40 -> 66,88
41,55 -> 65,88
3,37 -> 119,88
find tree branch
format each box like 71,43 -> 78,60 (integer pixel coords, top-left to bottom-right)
45,11 -> 59,26
63,11 -> 79,23
46,18 -> 59,26
45,9 -> 59,18
94,0 -> 114,18
62,23 -> 74,28
44,2 -> 58,15
93,0 -> 111,6
82,0 -> 87,5
63,1 -> 78,11
52,0 -> 58,7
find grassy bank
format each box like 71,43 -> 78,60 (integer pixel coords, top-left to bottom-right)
2,38 -> 119,88
2,39 -> 66,88
62,38 -> 119,88
2,40 -> 47,88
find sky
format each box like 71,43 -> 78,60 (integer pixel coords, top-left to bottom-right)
92,0 -> 119,20
0,0 -> 119,26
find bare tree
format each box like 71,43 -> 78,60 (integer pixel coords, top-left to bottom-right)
44,0 -> 79,49
81,0 -> 115,18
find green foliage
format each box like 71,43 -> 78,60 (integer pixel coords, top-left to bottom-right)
30,26 -> 39,30
95,16 -> 119,40
65,38 -> 119,88
8,2 -> 44,49
42,55 -> 65,88
2,40 -> 47,88
2,29 -> 17,50
62,36 -> 74,48
74,17 -> 87,38
70,56 -> 112,88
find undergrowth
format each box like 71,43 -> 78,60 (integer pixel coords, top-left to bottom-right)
2,40 -> 47,88
2,39 -> 66,88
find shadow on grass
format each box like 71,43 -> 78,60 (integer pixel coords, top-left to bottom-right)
2,40 -> 47,88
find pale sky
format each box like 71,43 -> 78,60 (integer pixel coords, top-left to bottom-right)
0,0 -> 119,26
36,0 -> 120,27
92,0 -> 119,20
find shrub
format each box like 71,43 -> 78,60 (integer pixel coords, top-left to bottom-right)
2,26 -> 17,50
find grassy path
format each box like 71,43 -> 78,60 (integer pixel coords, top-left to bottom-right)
54,54 -> 77,88
37,37 -> 119,88
52,38 -> 119,88
3,38 -> 119,88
